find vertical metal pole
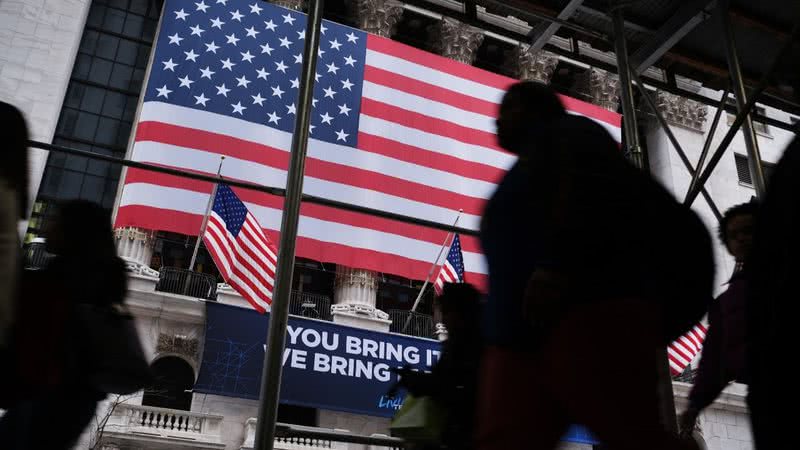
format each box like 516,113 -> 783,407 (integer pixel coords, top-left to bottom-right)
402,211 -> 462,334
612,8 -> 643,169
254,2 -> 324,450
631,74 -> 722,221
188,156 -> 225,272
685,87 -> 730,204
718,0 -> 767,197
612,5 -> 677,434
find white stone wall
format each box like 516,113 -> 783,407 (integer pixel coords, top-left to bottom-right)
646,89 -> 795,291
0,0 -> 91,224
674,382 -> 752,450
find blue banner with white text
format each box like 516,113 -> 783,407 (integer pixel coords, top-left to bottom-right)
194,302 -> 596,444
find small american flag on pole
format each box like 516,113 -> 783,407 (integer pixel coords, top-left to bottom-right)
204,183 -> 277,312
433,234 -> 465,295
667,323 -> 708,376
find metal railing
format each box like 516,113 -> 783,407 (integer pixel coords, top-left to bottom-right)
289,291 -> 332,321
388,310 -> 435,339
155,266 -> 218,301
22,240 -> 52,270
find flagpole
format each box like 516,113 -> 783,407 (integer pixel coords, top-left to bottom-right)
254,2 -> 325,449
187,156 -> 225,272
402,209 -> 462,334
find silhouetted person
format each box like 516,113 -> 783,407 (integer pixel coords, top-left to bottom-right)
477,82 -> 712,450
0,102 -> 28,352
679,202 -> 755,437
0,200 -> 127,449
747,136 -> 800,450
392,283 -> 481,449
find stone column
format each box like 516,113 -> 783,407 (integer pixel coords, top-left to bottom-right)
575,68 -> 621,112
114,226 -> 157,277
655,91 -> 708,132
331,266 -> 391,331
349,0 -> 404,38
431,17 -> 484,65
269,0 -> 304,10
425,18 -> 483,340
510,44 -> 559,84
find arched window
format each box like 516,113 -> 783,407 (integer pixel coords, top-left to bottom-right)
142,356 -> 194,411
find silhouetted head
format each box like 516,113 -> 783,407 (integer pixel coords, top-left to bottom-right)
46,200 -> 117,259
0,102 -> 29,219
438,282 -> 481,334
719,201 -> 757,263
496,82 -> 566,155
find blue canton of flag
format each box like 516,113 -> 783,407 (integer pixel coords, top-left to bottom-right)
211,183 -> 248,235
145,0 -> 368,146
433,234 -> 465,294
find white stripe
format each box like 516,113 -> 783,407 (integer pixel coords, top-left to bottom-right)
667,347 -> 690,366
132,141 -> 482,230
139,102 -> 507,193
359,114 -> 515,171
207,217 -> 274,292
237,231 -> 277,284
366,48 -> 507,105
208,222 -> 272,304
119,183 -> 488,275
242,218 -> 278,266
208,216 -> 275,290
565,111 -> 622,143
362,80 -> 497,134
204,229 -> 270,310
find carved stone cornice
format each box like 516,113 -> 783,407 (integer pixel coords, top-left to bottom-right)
508,44 -> 558,84
270,0 -> 304,11
349,0 -> 404,38
656,91 -> 708,132
430,17 -> 484,65
575,68 -> 620,112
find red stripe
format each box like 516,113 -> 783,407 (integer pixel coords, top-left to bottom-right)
207,217 -> 274,297
357,133 -> 506,184
367,35 -> 621,128
367,34 -> 514,91
558,95 -> 622,128
203,234 -> 232,279
135,122 -> 488,216
242,218 -> 278,267
443,262 -> 459,282
667,354 -> 686,375
669,342 -> 693,362
115,204 -> 487,291
121,168 -> 485,254
245,215 -> 278,257
360,98 -> 503,152
363,65 -> 499,118
238,226 -> 277,280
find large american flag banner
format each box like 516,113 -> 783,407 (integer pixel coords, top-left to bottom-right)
115,0 -> 622,286
433,233 -> 465,295
204,183 -> 277,312
667,323 -> 708,376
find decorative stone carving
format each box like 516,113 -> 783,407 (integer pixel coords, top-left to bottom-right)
115,227 -> 157,276
575,68 -> 620,112
269,0 -> 305,10
349,0 -> 404,38
332,267 -> 390,330
508,44 -> 558,84
157,332 -> 199,362
655,91 -> 708,132
431,17 -> 484,65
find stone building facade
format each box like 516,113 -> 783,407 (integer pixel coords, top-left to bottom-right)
3,0 -> 795,449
